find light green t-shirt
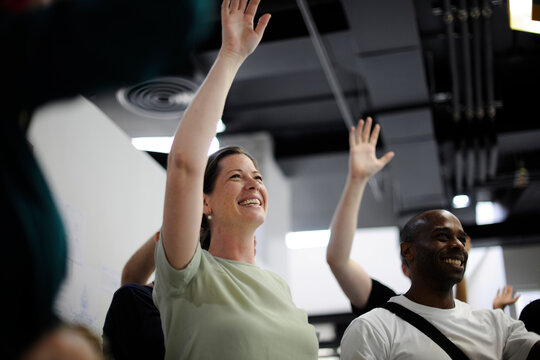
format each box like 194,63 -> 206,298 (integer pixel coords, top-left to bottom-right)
153,239 -> 319,360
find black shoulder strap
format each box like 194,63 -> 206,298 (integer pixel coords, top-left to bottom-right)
379,302 -> 470,360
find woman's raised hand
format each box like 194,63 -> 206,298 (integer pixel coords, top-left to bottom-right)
348,117 -> 394,180
220,0 -> 271,61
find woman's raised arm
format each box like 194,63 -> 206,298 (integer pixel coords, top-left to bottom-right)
327,117 -> 394,308
162,0 -> 270,269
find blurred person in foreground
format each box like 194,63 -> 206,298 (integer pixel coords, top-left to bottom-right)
1,0 -> 212,357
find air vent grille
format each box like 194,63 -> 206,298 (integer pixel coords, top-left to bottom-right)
116,77 -> 199,120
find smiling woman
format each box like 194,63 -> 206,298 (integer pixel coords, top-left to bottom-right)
199,146 -> 265,253
152,1 -> 318,359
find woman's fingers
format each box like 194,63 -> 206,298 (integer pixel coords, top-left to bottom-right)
245,0 -> 261,17
355,119 -> 364,145
238,0 -> 248,11
222,0 -> 229,16
349,126 -> 356,149
379,151 -> 395,166
255,13 -> 271,36
369,124 -> 381,145
230,0 -> 240,11
353,117 -> 381,146
362,116 -> 372,142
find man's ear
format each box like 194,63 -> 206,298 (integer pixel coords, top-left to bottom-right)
401,242 -> 414,266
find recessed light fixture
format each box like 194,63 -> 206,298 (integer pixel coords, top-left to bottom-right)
508,0 -> 540,34
475,201 -> 508,225
452,194 -> 470,208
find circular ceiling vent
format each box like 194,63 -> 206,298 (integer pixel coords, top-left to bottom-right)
116,76 -> 199,120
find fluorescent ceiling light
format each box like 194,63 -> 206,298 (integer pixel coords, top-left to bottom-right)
132,136 -> 220,155
475,201 -> 508,225
508,0 -> 540,34
132,137 -> 173,153
217,119 -> 226,133
285,230 -> 330,249
452,194 -> 470,208
208,137 -> 220,155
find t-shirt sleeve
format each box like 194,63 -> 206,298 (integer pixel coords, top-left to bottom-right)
153,234 -> 202,303
351,279 -> 397,317
500,310 -> 540,360
341,315 -> 389,360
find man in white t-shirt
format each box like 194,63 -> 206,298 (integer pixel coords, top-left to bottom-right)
341,209 -> 540,360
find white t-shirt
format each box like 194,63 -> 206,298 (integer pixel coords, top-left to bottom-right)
341,295 -> 540,360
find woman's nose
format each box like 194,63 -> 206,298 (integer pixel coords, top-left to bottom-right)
246,178 -> 259,190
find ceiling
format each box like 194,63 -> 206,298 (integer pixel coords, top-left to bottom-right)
89,0 -> 540,246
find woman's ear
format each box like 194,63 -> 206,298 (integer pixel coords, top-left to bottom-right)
202,195 -> 211,216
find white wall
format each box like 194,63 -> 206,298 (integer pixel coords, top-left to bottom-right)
28,96 -> 166,334
288,227 -> 410,315
463,246 -> 507,311
503,244 -> 540,317
504,244 -> 540,291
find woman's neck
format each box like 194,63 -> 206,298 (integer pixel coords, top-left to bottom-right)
208,229 -> 256,264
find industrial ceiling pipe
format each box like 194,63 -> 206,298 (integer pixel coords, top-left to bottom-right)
469,0 -> 488,184
443,0 -> 462,123
459,0 -> 474,122
443,0 -> 464,194
458,0 -> 476,189
470,0 -> 484,120
482,0 -> 498,178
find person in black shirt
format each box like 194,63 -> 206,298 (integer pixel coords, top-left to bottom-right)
349,279 -> 397,317
520,299 -> 540,335
103,232 -> 164,360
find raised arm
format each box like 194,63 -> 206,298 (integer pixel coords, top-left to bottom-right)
327,117 -> 394,309
162,0 -> 270,270
492,285 -> 520,310
121,231 -> 160,286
